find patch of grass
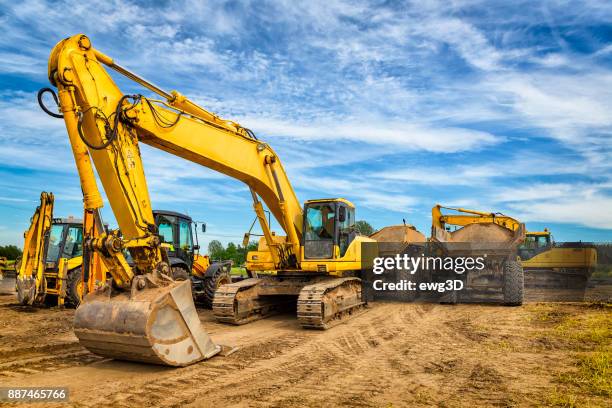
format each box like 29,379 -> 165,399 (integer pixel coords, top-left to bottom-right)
545,388 -> 578,407
231,267 -> 247,277
554,311 -> 611,348
533,304 -> 611,406
558,350 -> 611,397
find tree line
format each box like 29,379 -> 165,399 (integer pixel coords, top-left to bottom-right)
207,240 -> 258,266
0,245 -> 22,260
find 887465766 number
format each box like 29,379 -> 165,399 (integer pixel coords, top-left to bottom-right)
0,387 -> 69,402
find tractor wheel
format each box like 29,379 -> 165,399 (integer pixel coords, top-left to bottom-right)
171,266 -> 190,281
66,267 -> 86,308
503,260 -> 524,306
201,265 -> 232,309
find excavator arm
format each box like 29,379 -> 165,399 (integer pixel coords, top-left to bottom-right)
16,192 -> 54,305
432,204 -> 522,232
49,34 -> 302,271
48,35 -> 227,366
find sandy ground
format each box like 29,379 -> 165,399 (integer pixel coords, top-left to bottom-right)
0,276 -> 609,408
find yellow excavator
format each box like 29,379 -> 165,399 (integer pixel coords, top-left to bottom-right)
44,34 -> 373,366
15,192 -> 94,307
430,205 -> 526,305
519,229 -> 597,294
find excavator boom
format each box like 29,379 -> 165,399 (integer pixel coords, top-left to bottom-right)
49,35 -> 220,366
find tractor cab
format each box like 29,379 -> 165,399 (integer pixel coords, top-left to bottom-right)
303,198 -> 356,259
153,210 -> 200,271
46,217 -> 83,270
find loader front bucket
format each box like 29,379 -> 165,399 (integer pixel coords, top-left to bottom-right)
74,280 -> 220,366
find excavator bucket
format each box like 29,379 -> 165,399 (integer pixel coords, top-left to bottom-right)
74,280 -> 220,366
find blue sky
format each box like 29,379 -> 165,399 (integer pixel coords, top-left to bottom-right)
0,0 -> 611,250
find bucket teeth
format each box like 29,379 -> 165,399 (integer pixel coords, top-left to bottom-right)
74,280 -> 220,366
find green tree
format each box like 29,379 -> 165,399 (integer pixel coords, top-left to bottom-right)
355,220 -> 374,236
225,242 -> 238,262
0,245 -> 22,260
208,240 -> 224,260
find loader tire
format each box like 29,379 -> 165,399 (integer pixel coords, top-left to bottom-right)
503,260 -> 524,306
66,267 -> 85,308
201,265 -> 232,309
171,266 -> 190,281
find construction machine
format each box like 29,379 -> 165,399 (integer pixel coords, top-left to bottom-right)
153,210 -> 232,308
15,192 -> 95,307
44,34 -> 372,365
430,205 -> 525,305
15,198 -> 225,310
519,229 -> 597,296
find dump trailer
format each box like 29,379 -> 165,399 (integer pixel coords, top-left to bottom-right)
519,229 -> 597,300
15,192 -> 89,307
430,205 -> 526,305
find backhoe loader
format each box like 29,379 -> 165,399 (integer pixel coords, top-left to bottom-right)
15,192 -> 91,307
430,205 -> 525,305
44,34 -> 373,365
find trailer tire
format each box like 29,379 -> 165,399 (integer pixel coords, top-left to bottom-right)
503,260 -> 524,306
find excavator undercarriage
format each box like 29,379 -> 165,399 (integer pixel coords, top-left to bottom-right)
213,275 -> 365,329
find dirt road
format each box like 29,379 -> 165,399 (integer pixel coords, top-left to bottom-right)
0,277 -> 609,407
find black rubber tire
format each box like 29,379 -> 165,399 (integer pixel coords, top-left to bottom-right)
503,260 -> 524,306
171,266 -> 190,281
201,265 -> 232,309
66,267 -> 85,308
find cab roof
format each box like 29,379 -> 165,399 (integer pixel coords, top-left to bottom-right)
152,209 -> 192,222
52,217 -> 83,225
304,198 -> 355,208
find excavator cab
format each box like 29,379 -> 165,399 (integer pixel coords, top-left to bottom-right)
303,199 -> 356,259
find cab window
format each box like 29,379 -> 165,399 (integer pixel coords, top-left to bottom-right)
305,204 -> 335,241
179,220 -> 193,251
536,235 -> 549,248
62,226 -> 83,258
304,203 -> 335,259
338,205 -> 355,257
157,215 -> 176,245
46,224 -> 65,262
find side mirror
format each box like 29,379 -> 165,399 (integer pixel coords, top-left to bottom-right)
338,206 -> 346,223
193,244 -> 200,251
201,223 -> 207,233
242,233 -> 250,247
